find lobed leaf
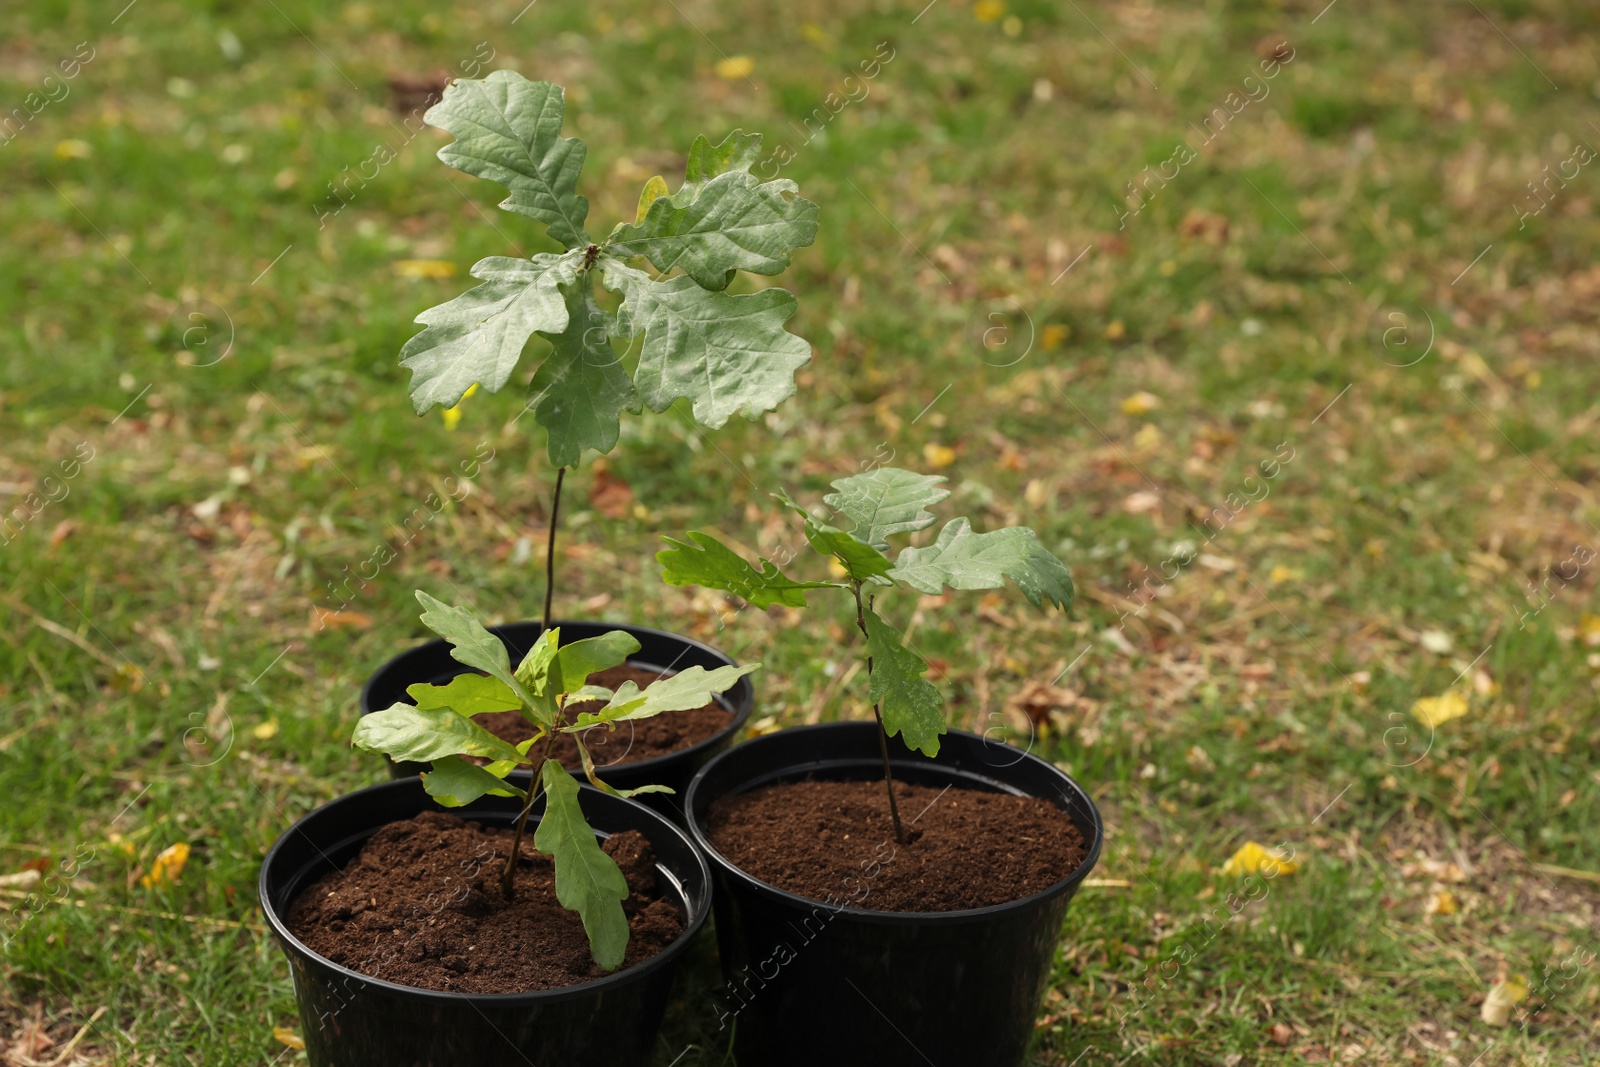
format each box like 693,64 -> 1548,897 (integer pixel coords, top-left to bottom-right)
774,491 -> 893,584
415,591 -> 540,711
681,130 -> 763,196
862,607 -> 945,756
657,532 -> 836,607
400,252 -> 581,413
527,277 -> 638,467
609,170 -> 819,291
425,73 -> 590,248
406,673 -> 521,717
603,262 -> 811,429
352,703 -> 527,765
823,468 -> 950,550
421,755 -> 527,807
555,630 -> 642,693
889,518 -> 1075,610
533,762 -> 631,971
564,662 -> 757,731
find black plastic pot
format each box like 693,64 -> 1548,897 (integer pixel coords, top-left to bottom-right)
260,776 -> 712,1067
360,620 -> 755,815
684,722 -> 1103,1067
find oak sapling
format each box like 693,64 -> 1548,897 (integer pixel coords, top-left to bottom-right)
658,467 -> 1073,843
352,590 -> 757,970
396,72 -> 818,626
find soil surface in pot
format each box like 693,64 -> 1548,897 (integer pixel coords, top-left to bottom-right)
285,811 -> 684,993
472,664 -> 730,770
706,780 -> 1086,911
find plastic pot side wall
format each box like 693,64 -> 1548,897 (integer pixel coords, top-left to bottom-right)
359,620 -> 756,816
684,723 -> 1103,1067
259,777 -> 712,1067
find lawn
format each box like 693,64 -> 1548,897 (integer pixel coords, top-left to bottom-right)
2,0 -> 1599,1063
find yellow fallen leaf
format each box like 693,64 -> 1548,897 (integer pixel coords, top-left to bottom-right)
1412,690 -> 1469,729
714,56 -> 754,80
393,259 -> 457,279
1041,323 -> 1070,350
1579,613 -> 1600,646
252,721 -> 279,740
1269,565 -> 1303,584
1221,840 -> 1299,878
273,1027 -> 305,1050
923,442 -> 956,469
1481,975 -> 1528,1027
973,0 -> 1007,22
55,139 -> 93,160
1103,319 -> 1126,340
1426,890 -> 1459,916
1120,391 -> 1160,415
1132,424 -> 1163,451
801,23 -> 834,47
441,382 -> 478,430
140,843 -> 190,888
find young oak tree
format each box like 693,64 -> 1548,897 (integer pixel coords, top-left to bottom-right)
353,591 -> 756,969
658,467 -> 1074,842
398,72 -> 818,625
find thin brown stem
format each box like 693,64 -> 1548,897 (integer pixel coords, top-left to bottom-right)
500,725 -> 563,899
852,582 -> 907,845
543,466 -> 566,633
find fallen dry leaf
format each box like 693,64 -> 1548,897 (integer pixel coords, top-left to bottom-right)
714,55 -> 754,79
922,443 -> 957,469
588,467 -> 634,519
1266,1022 -> 1294,1046
273,1026 -> 306,1050
1222,840 -> 1299,877
1121,391 -> 1161,415
1481,975 -> 1528,1026
1412,690 -> 1469,728
139,842 -> 190,889
1426,890 -> 1460,916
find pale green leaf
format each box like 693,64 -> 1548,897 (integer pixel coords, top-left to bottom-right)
862,607 -> 945,757
399,252 -> 581,413
565,663 -> 757,731
608,170 -> 819,290
425,73 -> 590,248
415,591 -> 539,710
774,491 -> 894,584
682,130 -> 763,195
533,762 -> 630,970
352,703 -> 527,765
569,736 -> 671,799
657,532 -> 836,607
888,519 -> 1075,610
635,175 -> 668,222
824,468 -> 951,550
406,673 -> 521,717
555,630 -> 641,692
603,261 -> 811,429
527,277 -> 638,467
422,755 -> 527,807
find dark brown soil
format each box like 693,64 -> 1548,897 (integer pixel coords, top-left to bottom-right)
706,779 -> 1087,912
472,664 -> 732,769
284,811 -> 684,994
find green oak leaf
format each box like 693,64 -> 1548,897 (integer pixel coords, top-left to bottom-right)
773,491 -> 893,584
400,252 -> 581,413
609,170 -> 819,290
406,673 -> 521,717
888,518 -> 1076,610
352,703 -> 527,765
527,277 -> 638,467
602,261 -> 811,428
824,468 -> 950,551
555,630 -> 641,693
533,762 -> 630,971
657,532 -> 836,607
564,663 -> 758,732
635,175 -> 668,222
421,755 -> 527,807
425,73 -> 590,248
513,629 -> 562,725
415,591 -> 539,710
862,607 -> 945,757
570,737 -> 673,799
682,130 -> 763,196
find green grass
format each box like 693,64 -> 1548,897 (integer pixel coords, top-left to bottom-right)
3,0 -> 1599,1063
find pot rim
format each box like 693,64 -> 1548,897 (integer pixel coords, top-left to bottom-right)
258,776 -> 713,1006
358,617 -> 756,777
684,722 -> 1104,924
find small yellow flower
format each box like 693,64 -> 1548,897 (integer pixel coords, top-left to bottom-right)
442,383 -> 479,431
714,56 -> 754,80
1221,840 -> 1299,878
140,843 -> 191,888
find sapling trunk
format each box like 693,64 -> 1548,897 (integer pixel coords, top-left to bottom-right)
501,724 -> 562,899
852,582 -> 908,845
543,466 -> 567,633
